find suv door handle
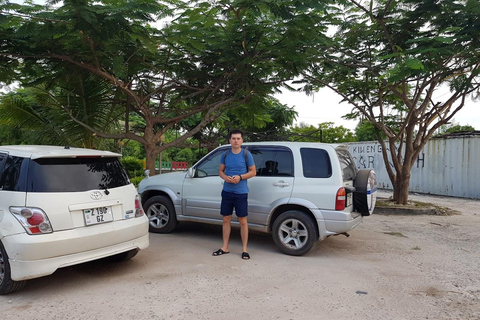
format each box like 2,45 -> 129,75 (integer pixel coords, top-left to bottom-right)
273,181 -> 290,187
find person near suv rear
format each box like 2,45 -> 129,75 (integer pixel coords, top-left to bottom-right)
213,129 -> 256,260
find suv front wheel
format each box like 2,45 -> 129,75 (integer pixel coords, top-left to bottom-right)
143,196 -> 178,233
272,211 -> 317,256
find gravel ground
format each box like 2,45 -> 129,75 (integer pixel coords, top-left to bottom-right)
1,190 -> 479,320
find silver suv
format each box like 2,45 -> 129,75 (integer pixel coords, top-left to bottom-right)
138,142 -> 376,256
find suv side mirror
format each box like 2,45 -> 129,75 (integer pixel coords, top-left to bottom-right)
187,167 -> 195,178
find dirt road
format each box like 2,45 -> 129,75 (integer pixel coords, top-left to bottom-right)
2,191 -> 479,320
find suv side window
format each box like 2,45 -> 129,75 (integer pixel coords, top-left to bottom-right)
336,148 -> 356,181
300,148 -> 332,178
250,146 -> 293,177
194,148 -> 228,177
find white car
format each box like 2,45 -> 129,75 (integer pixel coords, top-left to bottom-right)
138,142 -> 376,256
0,145 -> 149,294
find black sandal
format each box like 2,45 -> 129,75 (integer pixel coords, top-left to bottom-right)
242,252 -> 250,260
212,249 -> 229,256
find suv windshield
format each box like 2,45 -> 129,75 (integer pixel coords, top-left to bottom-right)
27,157 -> 130,192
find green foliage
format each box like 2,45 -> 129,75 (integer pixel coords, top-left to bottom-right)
303,0 -> 480,203
129,176 -> 144,188
174,148 -> 193,163
179,97 -> 299,149
0,123 -> 25,145
355,120 -> 385,142
290,122 -> 355,143
309,0 -> 480,130
223,97 -> 299,141
121,156 -> 144,179
435,123 -> 476,136
0,0 -> 333,173
444,124 -> 476,133
121,140 -> 145,158
0,77 -> 123,148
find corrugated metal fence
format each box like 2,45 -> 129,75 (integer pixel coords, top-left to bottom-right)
347,133 -> 480,199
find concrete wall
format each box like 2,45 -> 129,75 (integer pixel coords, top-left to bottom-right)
348,134 -> 480,199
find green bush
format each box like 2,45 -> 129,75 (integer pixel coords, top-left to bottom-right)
129,176 -> 144,188
121,157 -> 144,179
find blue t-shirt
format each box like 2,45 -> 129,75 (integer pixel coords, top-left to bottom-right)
221,149 -> 255,194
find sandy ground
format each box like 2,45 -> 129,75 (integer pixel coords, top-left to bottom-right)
1,190 -> 479,320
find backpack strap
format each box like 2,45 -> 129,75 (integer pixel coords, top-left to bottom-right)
222,148 -> 250,170
221,149 -> 230,164
243,148 -> 250,169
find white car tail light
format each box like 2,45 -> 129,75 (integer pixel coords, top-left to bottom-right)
10,207 -> 53,235
135,195 -> 144,217
335,188 -> 346,211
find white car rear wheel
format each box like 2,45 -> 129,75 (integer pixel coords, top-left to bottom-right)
0,241 -> 26,295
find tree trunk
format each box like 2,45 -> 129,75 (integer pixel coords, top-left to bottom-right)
392,148 -> 415,204
393,173 -> 411,204
144,145 -> 158,176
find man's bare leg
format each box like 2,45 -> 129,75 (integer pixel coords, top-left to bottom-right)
221,215 -> 232,252
238,216 -> 249,255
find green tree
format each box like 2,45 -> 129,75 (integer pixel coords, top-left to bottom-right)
0,123 -> 24,145
238,99 -> 298,142
1,0 -> 332,174
355,120 -> 385,142
304,0 -> 480,204
434,123 -> 476,137
0,77 -> 122,148
197,97 -> 299,149
291,122 -> 355,143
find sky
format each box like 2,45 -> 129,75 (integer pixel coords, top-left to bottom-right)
275,86 -> 480,132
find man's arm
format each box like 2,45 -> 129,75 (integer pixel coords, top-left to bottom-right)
219,163 -> 235,184
218,163 -> 227,180
240,164 -> 256,181
240,151 -> 256,181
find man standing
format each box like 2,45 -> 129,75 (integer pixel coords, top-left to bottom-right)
213,129 -> 256,260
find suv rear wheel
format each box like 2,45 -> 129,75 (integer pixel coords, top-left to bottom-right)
272,211 -> 317,256
0,241 -> 26,295
354,169 -> 377,216
144,195 -> 178,233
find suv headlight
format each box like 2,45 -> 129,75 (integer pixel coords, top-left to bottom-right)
10,207 -> 53,235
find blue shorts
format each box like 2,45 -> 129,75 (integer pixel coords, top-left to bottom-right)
220,190 -> 248,217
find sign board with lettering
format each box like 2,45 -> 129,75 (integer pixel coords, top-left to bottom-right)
347,135 -> 480,199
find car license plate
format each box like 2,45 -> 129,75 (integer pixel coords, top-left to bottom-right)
84,207 -> 113,226
346,193 -> 353,207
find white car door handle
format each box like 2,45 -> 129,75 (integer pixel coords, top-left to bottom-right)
273,181 -> 290,187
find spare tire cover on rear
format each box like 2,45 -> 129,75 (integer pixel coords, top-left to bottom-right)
353,169 -> 377,216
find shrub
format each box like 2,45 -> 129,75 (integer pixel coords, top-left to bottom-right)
121,157 -> 144,179
129,176 -> 144,188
